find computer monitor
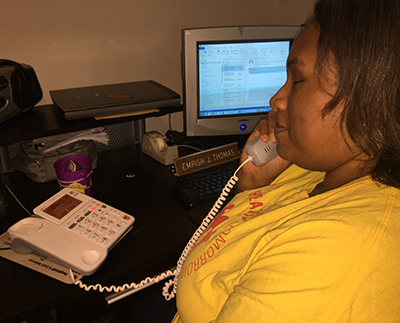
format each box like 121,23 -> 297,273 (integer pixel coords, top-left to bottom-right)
181,25 -> 302,137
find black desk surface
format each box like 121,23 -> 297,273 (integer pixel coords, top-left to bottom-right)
0,145 -> 199,323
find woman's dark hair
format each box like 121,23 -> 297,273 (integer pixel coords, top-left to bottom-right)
313,0 -> 400,188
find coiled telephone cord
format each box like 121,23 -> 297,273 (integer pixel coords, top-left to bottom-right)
74,156 -> 253,300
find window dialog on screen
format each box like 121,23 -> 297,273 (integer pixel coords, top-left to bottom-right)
197,40 -> 290,117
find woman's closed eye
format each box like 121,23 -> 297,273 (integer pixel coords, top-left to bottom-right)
292,80 -> 303,85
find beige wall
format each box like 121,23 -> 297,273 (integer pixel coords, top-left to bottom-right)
1,0 -> 314,133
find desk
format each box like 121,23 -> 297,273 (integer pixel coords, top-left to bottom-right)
0,101 -> 187,322
0,102 -> 248,322
0,144 -> 198,323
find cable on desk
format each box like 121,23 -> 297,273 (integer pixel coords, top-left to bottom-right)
177,144 -> 203,152
74,156 -> 254,301
4,183 -> 32,216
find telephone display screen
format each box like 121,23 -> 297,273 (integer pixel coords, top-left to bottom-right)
43,194 -> 83,220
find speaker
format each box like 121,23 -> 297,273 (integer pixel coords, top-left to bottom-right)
0,59 -> 43,123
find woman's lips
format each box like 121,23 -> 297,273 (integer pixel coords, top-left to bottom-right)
275,122 -> 287,134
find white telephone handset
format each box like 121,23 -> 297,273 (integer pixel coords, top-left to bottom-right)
245,136 -> 278,166
8,188 -> 135,275
8,217 -> 108,275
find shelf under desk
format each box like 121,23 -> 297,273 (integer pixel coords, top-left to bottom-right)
0,144 -> 198,323
0,103 -> 183,172
0,104 -> 183,147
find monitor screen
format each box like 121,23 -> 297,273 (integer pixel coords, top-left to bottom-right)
182,26 -> 302,137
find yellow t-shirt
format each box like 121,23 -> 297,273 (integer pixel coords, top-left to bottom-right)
172,165 -> 400,322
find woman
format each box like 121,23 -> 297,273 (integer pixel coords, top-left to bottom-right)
172,0 -> 400,322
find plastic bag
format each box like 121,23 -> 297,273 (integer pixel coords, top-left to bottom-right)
12,140 -> 98,183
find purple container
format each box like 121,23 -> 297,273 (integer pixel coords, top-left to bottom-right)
53,155 -> 93,195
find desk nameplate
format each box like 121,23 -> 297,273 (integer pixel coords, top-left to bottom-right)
174,142 -> 240,177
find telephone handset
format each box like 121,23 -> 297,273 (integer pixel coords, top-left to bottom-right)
245,136 -> 278,166
8,188 -> 135,275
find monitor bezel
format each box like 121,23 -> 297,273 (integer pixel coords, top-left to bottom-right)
182,25 -> 302,137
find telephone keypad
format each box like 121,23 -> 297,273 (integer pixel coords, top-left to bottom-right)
62,201 -> 132,248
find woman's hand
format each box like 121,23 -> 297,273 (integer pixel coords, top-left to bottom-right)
236,111 -> 291,193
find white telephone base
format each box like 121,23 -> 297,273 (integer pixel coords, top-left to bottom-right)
141,131 -> 178,166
